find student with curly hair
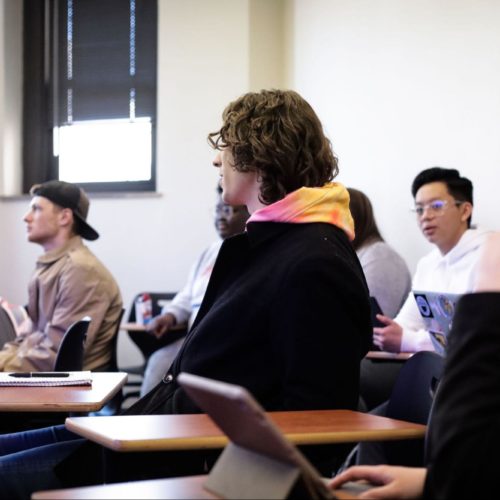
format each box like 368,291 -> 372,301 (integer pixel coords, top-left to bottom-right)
0,90 -> 371,497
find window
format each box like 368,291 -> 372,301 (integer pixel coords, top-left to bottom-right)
23,0 -> 157,193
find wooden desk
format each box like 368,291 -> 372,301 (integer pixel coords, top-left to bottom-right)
65,409 -> 426,452
366,351 -> 414,361
32,474 -> 361,499
32,475 -> 215,500
121,322 -> 186,332
0,372 -> 127,413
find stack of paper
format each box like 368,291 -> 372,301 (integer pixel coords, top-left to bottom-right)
0,371 -> 92,387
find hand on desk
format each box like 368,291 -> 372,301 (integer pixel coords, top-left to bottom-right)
329,465 -> 426,499
146,312 -> 177,339
373,315 -> 403,352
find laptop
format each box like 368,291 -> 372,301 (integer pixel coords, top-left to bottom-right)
177,372 -> 337,499
413,290 -> 462,356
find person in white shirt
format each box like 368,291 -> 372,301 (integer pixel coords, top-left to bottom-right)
140,188 -> 249,395
373,166 -> 491,353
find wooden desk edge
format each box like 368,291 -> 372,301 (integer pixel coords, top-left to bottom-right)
64,419 -> 229,451
65,421 -> 426,453
32,474 -> 362,500
0,372 -> 128,413
366,351 -> 414,361
121,322 -> 187,332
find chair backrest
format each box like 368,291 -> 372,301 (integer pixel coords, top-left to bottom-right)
0,305 -> 17,348
384,351 -> 444,467
127,292 -> 177,322
54,317 -> 91,371
107,308 -> 125,372
126,292 -> 180,361
386,351 -> 444,424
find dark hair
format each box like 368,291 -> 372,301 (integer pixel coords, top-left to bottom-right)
411,167 -> 473,227
208,89 -> 338,205
347,188 -> 384,251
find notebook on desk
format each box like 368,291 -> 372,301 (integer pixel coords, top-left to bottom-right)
413,290 -> 462,356
177,372 -> 337,499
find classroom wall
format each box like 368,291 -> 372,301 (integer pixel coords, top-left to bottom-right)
288,0 -> 500,263
0,0 -> 499,365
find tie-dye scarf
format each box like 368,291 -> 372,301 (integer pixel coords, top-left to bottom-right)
248,182 -> 355,241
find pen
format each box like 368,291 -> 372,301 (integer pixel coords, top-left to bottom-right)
8,372 -> 70,378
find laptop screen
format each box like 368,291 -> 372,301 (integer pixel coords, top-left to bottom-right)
413,290 -> 461,355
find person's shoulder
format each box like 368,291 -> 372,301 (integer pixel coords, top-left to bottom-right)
287,223 -> 359,268
282,222 -> 348,250
196,238 -> 223,263
360,240 -> 409,267
460,227 -> 493,249
360,240 -> 396,257
65,240 -> 118,282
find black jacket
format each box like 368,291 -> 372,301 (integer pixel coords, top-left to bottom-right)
127,221 -> 372,415
424,292 -> 500,498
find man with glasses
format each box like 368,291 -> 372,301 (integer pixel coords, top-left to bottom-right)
373,167 -> 491,353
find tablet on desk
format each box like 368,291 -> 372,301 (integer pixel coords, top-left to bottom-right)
177,372 -> 335,499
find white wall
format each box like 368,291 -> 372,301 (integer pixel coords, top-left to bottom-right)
289,0 -> 500,269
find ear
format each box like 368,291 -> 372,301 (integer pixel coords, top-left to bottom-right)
460,202 -> 473,223
58,207 -> 74,229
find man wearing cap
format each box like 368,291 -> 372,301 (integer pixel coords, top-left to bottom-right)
0,180 -> 122,372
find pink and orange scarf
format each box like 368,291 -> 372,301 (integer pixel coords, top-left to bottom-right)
248,182 -> 354,241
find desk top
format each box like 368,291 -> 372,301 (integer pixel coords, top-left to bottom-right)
0,372 -> 127,412
32,474 -> 361,499
65,409 -> 426,452
121,322 -> 186,332
366,351 -> 414,361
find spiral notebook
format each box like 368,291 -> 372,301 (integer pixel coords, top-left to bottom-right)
0,371 -> 92,387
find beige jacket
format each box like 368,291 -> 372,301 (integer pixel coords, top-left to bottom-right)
0,236 -> 122,372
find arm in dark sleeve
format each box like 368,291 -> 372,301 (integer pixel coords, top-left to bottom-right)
424,292 -> 500,499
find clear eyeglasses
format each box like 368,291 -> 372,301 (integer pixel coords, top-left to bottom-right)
411,199 -> 464,217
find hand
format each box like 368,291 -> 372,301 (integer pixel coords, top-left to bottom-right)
146,313 -> 177,338
373,315 -> 403,352
474,232 -> 500,292
329,465 -> 426,499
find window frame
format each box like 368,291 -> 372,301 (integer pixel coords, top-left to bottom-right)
22,0 -> 158,194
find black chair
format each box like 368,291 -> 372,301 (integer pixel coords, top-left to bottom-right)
344,351 -> 444,471
121,292 -> 187,403
383,351 -> 444,466
53,316 -> 91,371
0,305 -> 17,348
90,308 -> 126,416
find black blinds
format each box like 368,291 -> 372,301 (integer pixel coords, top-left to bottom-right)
57,0 -> 157,123
23,0 -> 158,191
